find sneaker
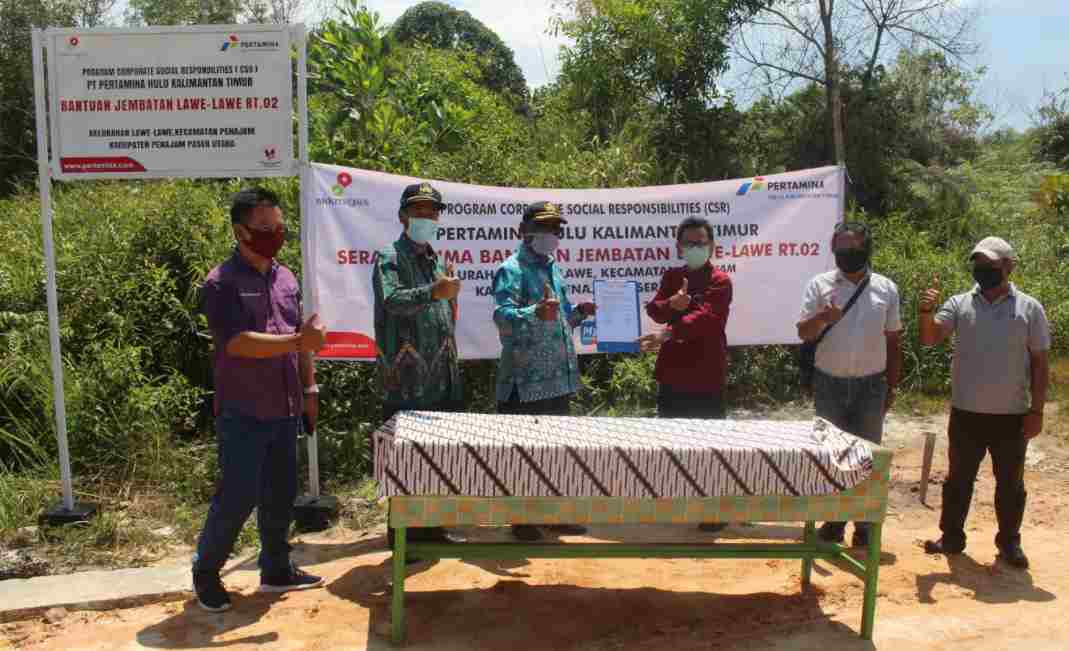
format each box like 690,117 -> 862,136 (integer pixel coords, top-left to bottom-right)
546,524 -> 587,535
997,543 -> 1029,569
698,522 -> 728,533
511,525 -> 543,542
258,564 -> 324,593
923,538 -> 965,555
817,522 -> 846,544
193,570 -> 231,612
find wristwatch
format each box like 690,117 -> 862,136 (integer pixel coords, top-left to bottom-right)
303,384 -> 320,395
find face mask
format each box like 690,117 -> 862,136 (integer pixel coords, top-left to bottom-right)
406,218 -> 439,245
244,224 -> 285,259
973,265 -> 1003,291
834,248 -> 869,274
683,245 -> 710,270
528,233 -> 560,256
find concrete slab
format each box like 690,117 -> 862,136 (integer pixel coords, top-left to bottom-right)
0,558 -> 262,624
0,532 -> 387,624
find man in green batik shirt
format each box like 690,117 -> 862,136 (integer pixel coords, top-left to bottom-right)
374,182 -> 465,548
373,182 -> 463,421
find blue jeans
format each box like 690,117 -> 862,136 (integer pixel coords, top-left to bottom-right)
193,409 -> 298,577
813,369 -> 887,534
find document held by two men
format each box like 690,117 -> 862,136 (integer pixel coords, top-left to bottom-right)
592,279 -> 641,353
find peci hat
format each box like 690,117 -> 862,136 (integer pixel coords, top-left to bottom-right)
399,182 -> 445,209
522,201 -> 568,225
969,236 -> 1016,263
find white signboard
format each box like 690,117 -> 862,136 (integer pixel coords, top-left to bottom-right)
46,25 -> 294,179
304,164 -> 844,360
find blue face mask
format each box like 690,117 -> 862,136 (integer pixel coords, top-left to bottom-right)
683,245 -> 710,270
407,218 -> 439,245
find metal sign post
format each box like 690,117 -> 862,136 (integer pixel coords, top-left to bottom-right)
294,23 -> 338,530
32,29 -> 98,525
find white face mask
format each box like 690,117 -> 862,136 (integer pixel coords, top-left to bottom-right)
406,217 -> 439,245
529,233 -> 560,256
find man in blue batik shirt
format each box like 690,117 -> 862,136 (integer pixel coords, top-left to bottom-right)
492,200 -> 596,542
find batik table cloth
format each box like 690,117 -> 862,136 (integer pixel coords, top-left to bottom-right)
374,412 -> 874,500
375,412 -> 894,645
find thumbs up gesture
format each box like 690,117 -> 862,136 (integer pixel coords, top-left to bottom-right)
919,274 -> 941,313
536,280 -> 560,321
432,261 -> 461,301
669,277 -> 691,312
299,313 -> 327,352
818,292 -> 843,324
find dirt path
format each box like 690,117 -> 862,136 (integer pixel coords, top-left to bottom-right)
4,413 -> 1068,650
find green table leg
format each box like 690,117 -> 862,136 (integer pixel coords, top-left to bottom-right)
860,522 -> 882,640
802,521 -> 815,586
391,526 -> 406,645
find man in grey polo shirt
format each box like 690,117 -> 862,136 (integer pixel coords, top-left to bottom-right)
919,236 -> 1049,569
797,222 -> 902,548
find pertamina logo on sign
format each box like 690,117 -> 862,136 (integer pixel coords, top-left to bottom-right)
220,33 -> 280,52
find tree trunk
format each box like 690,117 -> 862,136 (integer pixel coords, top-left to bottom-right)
820,0 -> 846,165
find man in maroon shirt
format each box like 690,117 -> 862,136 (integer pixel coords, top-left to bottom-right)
642,216 -> 733,532
644,216 -> 732,418
192,188 -> 328,612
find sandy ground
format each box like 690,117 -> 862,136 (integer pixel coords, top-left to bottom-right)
4,412 -> 1069,650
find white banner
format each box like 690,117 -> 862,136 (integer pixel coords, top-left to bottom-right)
305,164 -> 844,360
45,25 -> 294,179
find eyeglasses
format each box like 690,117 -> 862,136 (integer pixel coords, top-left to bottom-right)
834,221 -> 870,236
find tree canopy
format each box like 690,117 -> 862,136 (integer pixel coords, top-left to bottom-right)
390,1 -> 528,109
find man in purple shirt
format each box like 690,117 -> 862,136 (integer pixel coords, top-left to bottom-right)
192,188 -> 328,612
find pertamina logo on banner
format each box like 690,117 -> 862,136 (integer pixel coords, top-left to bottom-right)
736,175 -> 837,200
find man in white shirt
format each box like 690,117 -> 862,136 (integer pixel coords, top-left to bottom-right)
797,222 -> 902,547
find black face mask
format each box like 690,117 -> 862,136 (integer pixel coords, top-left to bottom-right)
973,265 -> 1004,291
834,248 -> 869,274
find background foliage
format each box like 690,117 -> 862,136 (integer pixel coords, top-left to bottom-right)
1,0 -> 1067,543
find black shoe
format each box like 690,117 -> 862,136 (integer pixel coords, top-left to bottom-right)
390,527 -> 465,546
259,564 -> 324,593
430,528 -> 468,544
923,538 -> 965,555
512,525 -> 542,542
698,522 -> 728,533
817,522 -> 845,544
408,526 -> 467,544
997,543 -> 1029,569
546,524 -> 587,535
193,570 -> 231,612
851,529 -> 869,548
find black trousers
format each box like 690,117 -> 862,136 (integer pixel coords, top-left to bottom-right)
497,388 -> 572,416
939,408 -> 1028,549
656,384 -> 725,419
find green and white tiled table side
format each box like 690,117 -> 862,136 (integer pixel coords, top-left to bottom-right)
390,447 -> 892,528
